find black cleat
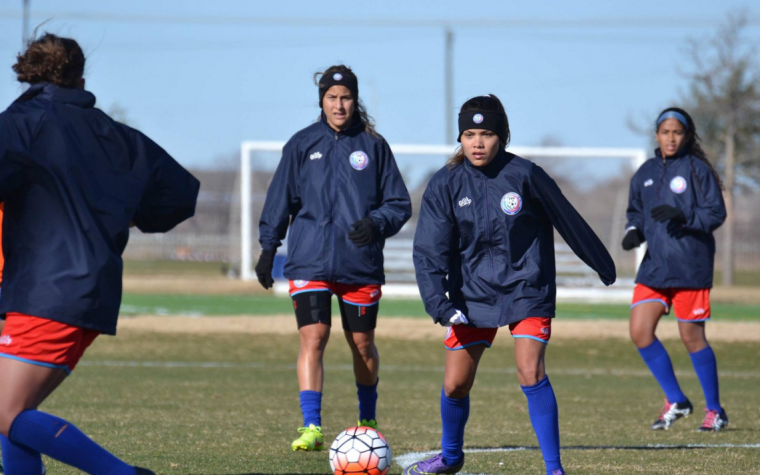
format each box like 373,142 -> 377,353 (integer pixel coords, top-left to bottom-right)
134,468 -> 157,475
697,408 -> 729,432
651,398 -> 693,430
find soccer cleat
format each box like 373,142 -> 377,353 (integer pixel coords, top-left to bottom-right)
651,398 -> 693,430
697,408 -> 729,432
403,453 -> 464,475
134,468 -> 156,475
358,418 -> 378,430
551,470 -> 568,475
291,424 -> 324,451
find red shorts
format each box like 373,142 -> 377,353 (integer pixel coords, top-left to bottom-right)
0,314 -> 100,374
288,280 -> 381,306
632,284 -> 711,322
444,317 -> 552,350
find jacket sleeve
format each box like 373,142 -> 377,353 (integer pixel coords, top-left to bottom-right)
368,140 -> 412,238
530,165 -> 617,286
131,130 -> 200,233
258,139 -> 301,252
413,177 -> 458,324
0,113 -> 30,199
625,172 -> 645,232
681,163 -> 726,234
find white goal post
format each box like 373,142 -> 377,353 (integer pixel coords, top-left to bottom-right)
241,141 -> 647,300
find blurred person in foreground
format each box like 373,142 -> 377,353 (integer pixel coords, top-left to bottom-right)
0,33 -> 199,474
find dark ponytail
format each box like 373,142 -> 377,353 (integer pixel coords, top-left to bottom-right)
656,107 -> 724,191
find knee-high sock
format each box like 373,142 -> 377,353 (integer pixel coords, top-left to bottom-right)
440,387 -> 468,466
637,339 -> 687,404
521,376 -> 563,475
1,433 -> 43,475
299,390 -> 322,427
356,379 -> 378,422
9,410 -> 134,475
690,346 -> 721,411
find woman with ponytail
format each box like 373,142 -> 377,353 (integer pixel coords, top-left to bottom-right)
408,94 -> 615,475
623,107 -> 728,432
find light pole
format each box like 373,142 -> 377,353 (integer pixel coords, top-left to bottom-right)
22,0 -> 30,47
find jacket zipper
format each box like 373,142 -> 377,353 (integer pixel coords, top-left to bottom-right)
329,132 -> 339,281
481,175 -> 503,317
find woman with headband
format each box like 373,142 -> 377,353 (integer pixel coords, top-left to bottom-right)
623,107 -> 728,432
407,94 -> 615,475
256,65 -> 411,451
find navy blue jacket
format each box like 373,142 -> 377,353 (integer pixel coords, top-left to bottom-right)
0,83 -> 199,334
626,150 -> 726,289
259,116 -> 411,285
414,150 -> 616,328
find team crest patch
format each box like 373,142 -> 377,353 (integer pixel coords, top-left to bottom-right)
294,280 -> 309,288
333,73 -> 343,81
0,335 -> 11,346
501,192 -> 522,215
473,113 -> 484,124
349,151 -> 369,170
670,176 -> 687,194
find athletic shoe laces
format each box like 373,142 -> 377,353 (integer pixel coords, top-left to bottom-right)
657,399 -> 676,421
701,409 -> 718,429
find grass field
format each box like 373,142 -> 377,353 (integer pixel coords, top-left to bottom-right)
120,293 -> 760,321
38,317 -> 760,474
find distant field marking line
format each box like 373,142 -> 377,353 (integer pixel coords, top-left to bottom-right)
78,360 -> 760,379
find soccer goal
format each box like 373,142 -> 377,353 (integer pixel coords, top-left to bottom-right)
240,141 -> 647,302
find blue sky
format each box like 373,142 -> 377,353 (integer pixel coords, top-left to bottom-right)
1,1 -> 759,171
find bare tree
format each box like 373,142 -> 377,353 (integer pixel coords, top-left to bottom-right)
683,10 -> 760,286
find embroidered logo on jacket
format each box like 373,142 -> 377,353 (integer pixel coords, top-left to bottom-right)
500,192 -> 522,215
309,152 -> 323,160
458,197 -> 472,207
670,176 -> 687,194
349,151 -> 369,170
644,178 -> 654,187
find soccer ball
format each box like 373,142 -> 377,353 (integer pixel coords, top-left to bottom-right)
329,426 -> 391,475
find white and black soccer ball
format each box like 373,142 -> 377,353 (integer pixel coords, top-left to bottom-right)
329,426 -> 391,475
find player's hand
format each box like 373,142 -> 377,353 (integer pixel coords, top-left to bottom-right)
255,249 -> 275,289
348,217 -> 380,248
621,228 -> 645,250
651,205 -> 685,223
444,310 -> 469,327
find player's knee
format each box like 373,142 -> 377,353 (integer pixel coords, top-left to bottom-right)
443,378 -> 473,398
0,406 -> 22,438
348,334 -> 375,356
630,327 -> 654,348
516,365 -> 543,386
300,331 -> 328,353
681,335 -> 707,353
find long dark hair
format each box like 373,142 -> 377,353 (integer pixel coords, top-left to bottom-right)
656,107 -> 723,190
13,33 -> 85,88
447,94 -> 510,168
313,65 -> 378,137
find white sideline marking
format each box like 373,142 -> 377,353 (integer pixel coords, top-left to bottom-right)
395,444 -> 760,474
77,360 -> 760,379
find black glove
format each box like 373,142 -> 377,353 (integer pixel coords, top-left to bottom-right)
651,205 -> 685,223
622,228 -> 645,251
348,217 -> 380,248
254,249 -> 275,289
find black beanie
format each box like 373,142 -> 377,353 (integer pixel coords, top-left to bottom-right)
318,70 -> 359,107
457,110 -> 507,143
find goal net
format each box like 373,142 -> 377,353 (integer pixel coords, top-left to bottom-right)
240,141 -> 647,302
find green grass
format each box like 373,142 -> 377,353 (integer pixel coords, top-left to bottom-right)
120,293 -> 760,321
41,331 -> 760,474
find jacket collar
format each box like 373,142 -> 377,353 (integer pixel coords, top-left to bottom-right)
654,147 -> 690,164
463,147 -> 512,178
319,111 -> 364,138
15,82 -> 96,108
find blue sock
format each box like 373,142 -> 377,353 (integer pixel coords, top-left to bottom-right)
356,379 -> 378,422
637,339 -> 687,404
9,410 -> 134,475
299,390 -> 322,427
521,376 -> 563,475
440,387 -> 468,466
2,433 -> 43,475
690,346 -> 721,411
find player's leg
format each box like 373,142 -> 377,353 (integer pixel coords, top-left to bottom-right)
290,281 -> 332,451
630,285 -> 691,429
337,285 -> 381,428
673,290 -> 728,431
511,317 -> 564,475
0,315 -> 153,475
403,326 -> 496,475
